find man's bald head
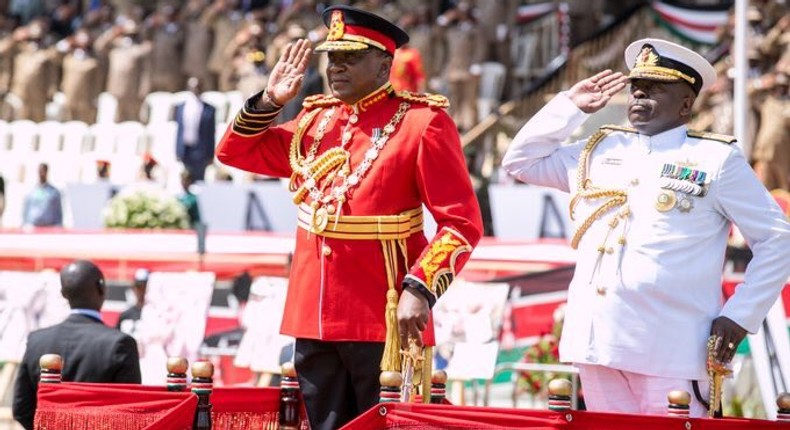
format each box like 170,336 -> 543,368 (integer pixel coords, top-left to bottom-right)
60,260 -> 106,310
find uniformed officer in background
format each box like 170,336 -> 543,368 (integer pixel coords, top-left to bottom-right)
502,38 -> 790,417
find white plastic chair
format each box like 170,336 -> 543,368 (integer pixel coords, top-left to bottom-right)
61,121 -> 90,156
46,91 -> 66,121
200,91 -> 229,125
96,92 -> 119,124
141,92 -> 176,124
225,91 -> 244,123
146,121 -> 178,166
0,120 -> 10,152
9,120 -> 38,156
109,153 -> 141,185
37,121 -> 64,154
89,123 -> 118,155
115,121 -> 146,156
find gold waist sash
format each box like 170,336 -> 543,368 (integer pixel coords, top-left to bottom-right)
297,204 -> 423,240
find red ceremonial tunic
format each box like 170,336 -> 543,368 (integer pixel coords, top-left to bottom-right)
217,83 -> 483,343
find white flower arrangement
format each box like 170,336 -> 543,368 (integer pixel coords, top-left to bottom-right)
103,186 -> 189,229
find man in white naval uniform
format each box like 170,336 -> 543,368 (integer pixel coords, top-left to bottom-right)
503,38 -> 790,417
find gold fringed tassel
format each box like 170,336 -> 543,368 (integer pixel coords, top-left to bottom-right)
380,239 -> 401,372
421,346 -> 432,404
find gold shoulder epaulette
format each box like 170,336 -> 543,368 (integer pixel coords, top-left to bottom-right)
396,91 -> 449,108
303,94 -> 342,110
601,124 -> 637,133
687,130 -> 737,144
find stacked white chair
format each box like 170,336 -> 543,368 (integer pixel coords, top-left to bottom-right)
200,91 -> 229,125
225,91 -> 244,123
96,92 -> 118,124
0,120 -> 12,180
141,91 -> 175,124
8,120 -> 38,184
29,121 -> 68,187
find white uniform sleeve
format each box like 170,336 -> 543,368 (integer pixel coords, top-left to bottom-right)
714,149 -> 790,333
502,92 -> 590,192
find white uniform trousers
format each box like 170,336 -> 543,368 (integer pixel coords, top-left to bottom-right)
577,364 -> 709,417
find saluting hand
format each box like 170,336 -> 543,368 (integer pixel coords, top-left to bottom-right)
567,69 -> 628,114
710,316 -> 747,363
266,38 -> 312,106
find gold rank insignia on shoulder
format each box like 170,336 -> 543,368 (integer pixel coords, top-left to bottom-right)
396,91 -> 449,108
601,124 -> 638,134
302,94 -> 342,110
686,129 -> 737,144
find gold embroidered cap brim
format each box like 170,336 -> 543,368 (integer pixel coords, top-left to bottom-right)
314,40 -> 371,52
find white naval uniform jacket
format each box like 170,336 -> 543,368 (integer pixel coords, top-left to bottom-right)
503,93 -> 790,380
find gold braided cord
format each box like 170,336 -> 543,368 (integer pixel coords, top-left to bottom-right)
571,195 -> 626,249
629,66 -> 696,85
292,147 -> 349,204
569,128 -> 628,249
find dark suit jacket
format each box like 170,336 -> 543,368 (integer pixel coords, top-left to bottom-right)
175,101 -> 216,175
12,313 -> 142,430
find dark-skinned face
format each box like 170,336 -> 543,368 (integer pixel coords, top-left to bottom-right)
326,48 -> 391,105
627,79 -> 696,136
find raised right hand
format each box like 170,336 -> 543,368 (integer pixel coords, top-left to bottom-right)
567,69 -> 628,114
266,38 -> 312,106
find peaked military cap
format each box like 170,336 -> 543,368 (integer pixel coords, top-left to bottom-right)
314,5 -> 409,55
624,38 -> 716,94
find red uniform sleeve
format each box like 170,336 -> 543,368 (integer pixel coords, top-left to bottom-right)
215,98 -> 297,178
405,109 -> 483,301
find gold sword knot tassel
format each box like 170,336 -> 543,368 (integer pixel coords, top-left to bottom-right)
706,335 -> 733,417
400,339 -> 424,403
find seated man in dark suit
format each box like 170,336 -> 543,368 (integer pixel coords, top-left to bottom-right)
12,260 -> 142,430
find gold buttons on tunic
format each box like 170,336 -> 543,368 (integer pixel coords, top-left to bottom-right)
596,286 -> 607,296
322,245 -> 332,257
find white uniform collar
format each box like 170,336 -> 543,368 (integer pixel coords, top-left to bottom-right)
637,124 -> 687,153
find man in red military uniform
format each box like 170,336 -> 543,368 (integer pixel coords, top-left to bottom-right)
217,5 -> 482,429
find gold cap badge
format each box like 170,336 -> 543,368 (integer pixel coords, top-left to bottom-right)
327,10 -> 345,41
635,46 -> 659,68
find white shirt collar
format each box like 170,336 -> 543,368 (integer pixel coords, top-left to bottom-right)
71,308 -> 103,322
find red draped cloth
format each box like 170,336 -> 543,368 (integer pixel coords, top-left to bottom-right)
35,383 -> 196,430
211,387 -> 309,429
341,403 -> 788,429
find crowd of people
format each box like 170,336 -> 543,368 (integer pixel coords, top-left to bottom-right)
2,0 -> 790,428
695,3 -> 789,192
0,0 -> 530,131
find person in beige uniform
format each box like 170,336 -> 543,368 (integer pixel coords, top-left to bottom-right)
146,4 -> 185,93
437,1 -> 485,132
96,19 -> 152,122
752,71 -> 790,192
9,21 -> 58,122
182,0 -> 215,90
58,28 -> 102,123
0,15 -> 17,98
204,0 -> 246,92
228,21 -> 269,98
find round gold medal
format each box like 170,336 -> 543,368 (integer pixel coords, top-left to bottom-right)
655,190 -> 677,212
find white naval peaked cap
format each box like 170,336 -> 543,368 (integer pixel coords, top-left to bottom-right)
624,38 -> 716,94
